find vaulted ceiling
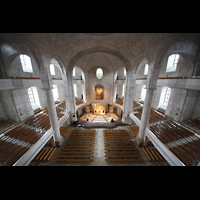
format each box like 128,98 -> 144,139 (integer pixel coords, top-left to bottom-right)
4,33 -> 184,72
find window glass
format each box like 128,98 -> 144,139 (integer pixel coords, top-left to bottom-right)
163,87 -> 171,106
141,85 -> 146,101
144,64 -> 148,75
166,54 -> 179,72
124,68 -> 126,76
96,68 -> 103,79
50,64 -> 55,75
74,84 -> 77,97
28,88 -> 36,106
20,54 -> 33,73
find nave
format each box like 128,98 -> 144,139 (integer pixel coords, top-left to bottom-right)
29,126 -> 169,166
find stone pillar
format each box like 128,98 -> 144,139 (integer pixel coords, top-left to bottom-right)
39,64 -> 63,146
61,69 -> 72,113
136,88 -> 155,146
44,87 -> 63,146
122,71 -> 136,123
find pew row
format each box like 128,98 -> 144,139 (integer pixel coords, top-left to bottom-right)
55,129 -> 96,162
103,129 -> 143,162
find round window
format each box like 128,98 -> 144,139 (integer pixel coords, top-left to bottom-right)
96,68 -> 103,79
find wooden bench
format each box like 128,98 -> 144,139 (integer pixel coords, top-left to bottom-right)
55,129 -> 96,162
103,129 -> 143,163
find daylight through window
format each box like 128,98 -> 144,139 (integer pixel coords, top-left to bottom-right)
50,64 -> 55,75
144,64 -> 148,75
28,88 -> 36,107
96,68 -> 103,79
20,54 -> 33,73
166,54 -> 179,72
163,87 -> 171,106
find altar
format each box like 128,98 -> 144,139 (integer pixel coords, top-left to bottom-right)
90,103 -> 108,115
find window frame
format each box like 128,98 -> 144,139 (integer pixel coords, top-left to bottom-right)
166,54 -> 179,72
144,64 -> 148,75
20,54 -> 33,73
74,83 -> 77,97
163,87 -> 171,107
96,68 -> 103,79
28,87 -> 36,107
50,64 -> 55,75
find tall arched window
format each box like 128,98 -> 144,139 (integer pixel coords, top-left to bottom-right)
74,83 -> 77,97
166,54 -> 179,72
158,87 -> 171,110
28,88 -> 36,107
140,85 -> 146,101
163,87 -> 171,106
144,64 -> 148,75
122,84 -> 125,97
20,54 -> 33,73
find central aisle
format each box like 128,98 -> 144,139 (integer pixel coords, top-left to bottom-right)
91,115 -> 108,123
29,126 -> 169,166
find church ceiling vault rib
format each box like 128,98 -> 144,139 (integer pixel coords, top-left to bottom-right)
68,47 -> 131,72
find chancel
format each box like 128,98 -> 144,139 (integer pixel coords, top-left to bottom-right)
0,33 -> 200,166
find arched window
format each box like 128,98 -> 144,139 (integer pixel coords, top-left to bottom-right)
163,87 -> 171,106
52,85 -> 59,101
96,68 -> 103,79
73,68 -> 75,76
50,64 -> 55,75
122,84 -> 125,97
140,85 -> 146,101
74,83 -> 77,97
28,87 -> 41,110
144,64 -> 148,75
20,54 -> 33,73
166,54 -> 179,72
124,67 -> 126,76
158,87 -> 171,110
28,88 -> 36,107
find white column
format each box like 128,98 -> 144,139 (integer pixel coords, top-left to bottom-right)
122,71 -> 136,123
39,65 -> 63,146
44,87 -> 63,146
61,70 -> 72,113
136,88 -> 155,146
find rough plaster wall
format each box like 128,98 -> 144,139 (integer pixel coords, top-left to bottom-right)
136,65 -> 147,79
0,90 -> 19,121
12,88 -> 34,121
6,55 -> 40,78
152,86 -> 162,109
0,92 -> 7,119
116,84 -> 123,98
73,67 -> 82,79
135,85 -> 143,102
76,83 -> 83,99
117,67 -> 126,79
37,87 -> 47,110
192,92 -> 200,119
180,90 -> 199,121
159,55 -> 193,78
51,65 -> 62,79
57,85 -> 65,102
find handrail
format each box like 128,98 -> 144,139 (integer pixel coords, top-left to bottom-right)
145,127 -> 185,166
13,113 -> 70,166
13,128 -> 54,166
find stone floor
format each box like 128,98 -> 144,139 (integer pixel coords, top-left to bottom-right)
80,113 -> 119,123
29,126 -> 169,166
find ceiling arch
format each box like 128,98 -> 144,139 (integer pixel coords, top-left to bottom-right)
67,47 -> 131,72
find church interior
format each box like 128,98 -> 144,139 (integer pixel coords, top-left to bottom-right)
0,33 -> 200,166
